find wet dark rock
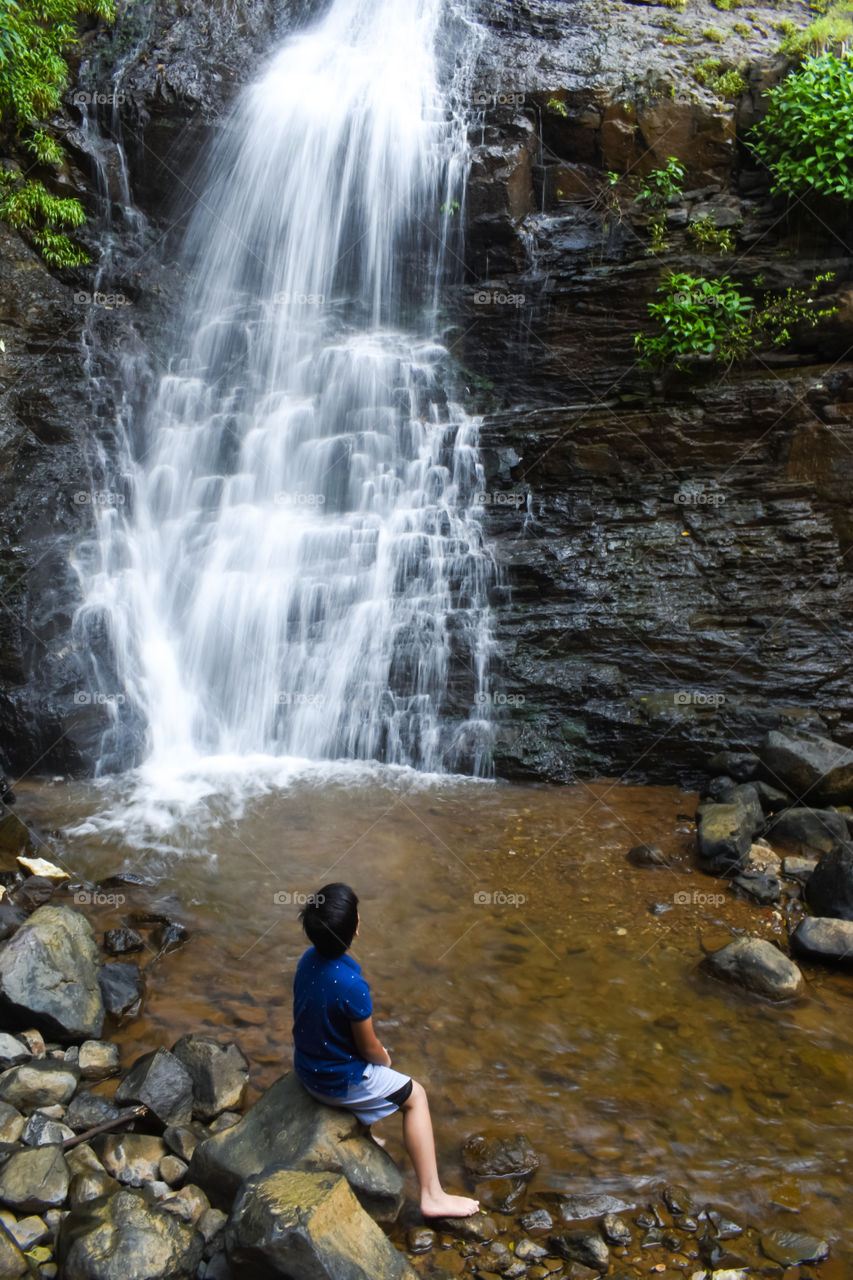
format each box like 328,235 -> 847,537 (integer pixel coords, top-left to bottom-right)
641,1226 -> 662,1247
514,1237 -> 547,1260
0,1101 -> 24,1144
697,797 -> 759,874
759,731 -> 853,806
103,927 -> 144,956
704,936 -> 803,1001
0,1034 -> 29,1069
760,1228 -> 829,1265
475,1175 -> 528,1212
21,1109 -> 74,1146
188,1073 -> 403,1223
164,1124 -> 208,1164
154,921 -> 191,954
225,1168 -> 414,1280
730,871 -> 782,905
626,844 -> 668,868
97,1133 -> 168,1187
601,1213 -> 631,1246
0,905 -> 104,1041
11,876 -> 56,912
704,1210 -> 743,1239
98,962 -> 144,1020
557,1193 -> 631,1222
662,1184 -> 693,1216
171,1035 -> 249,1121
432,1212 -> 497,1241
115,1047 -> 194,1126
78,1039 -> 120,1081
755,781 -> 791,814
65,1090 -> 122,1133
59,1186 -> 203,1279
462,1132 -> 539,1178
548,1229 -> 610,1272
0,902 -> 27,943
791,916 -> 853,965
633,1212 -> 655,1229
782,855 -> 819,884
68,1168 -> 121,1206
707,751 -> 760,782
0,1061 -> 79,1112
765,807 -> 849,856
805,844 -> 853,920
519,1209 -> 553,1232
406,1226 -> 435,1254
0,1144 -> 70,1212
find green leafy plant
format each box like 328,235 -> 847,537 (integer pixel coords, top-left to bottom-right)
440,199 -> 461,217
635,269 -> 836,369
702,25 -> 727,40
751,50 -> 853,199
546,96 -> 568,117
0,0 -> 114,267
637,157 -> 685,252
779,9 -> 853,58
694,57 -> 748,98
687,216 -> 736,253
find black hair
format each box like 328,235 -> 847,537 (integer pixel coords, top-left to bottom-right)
300,882 -> 359,959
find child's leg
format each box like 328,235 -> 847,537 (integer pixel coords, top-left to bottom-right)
400,1081 -> 479,1218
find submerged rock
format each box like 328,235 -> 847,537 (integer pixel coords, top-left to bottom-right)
704,937 -> 803,1001
59,1187 -> 203,1280
805,844 -> 853,920
759,1228 -> 829,1265
0,905 -> 104,1041
224,1167 -> 414,1280
461,1131 -> 539,1178
626,844 -> 668,868
188,1072 -> 403,1223
548,1228 -> 610,1272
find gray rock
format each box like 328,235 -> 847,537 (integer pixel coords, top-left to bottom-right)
806,844 -> 853,920
548,1228 -> 610,1271
0,1227 -> 26,1277
68,1169 -> 121,1207
431,1211 -> 497,1241
170,1036 -> 249,1121
115,1048 -> 194,1126
188,1073 -> 403,1223
602,1212 -> 632,1245
78,1040 -> 120,1081
6,1215 -> 47,1250
662,1183 -> 693,1215
97,1134 -> 169,1187
0,1104 -> 23,1144
791,917 -> 853,966
514,1237 -> 547,1260
224,1167 -> 415,1280
519,1209 -> 553,1231
558,1192 -> 631,1221
759,1228 -> 829,1265
697,795 -> 758,873
103,928 -> 144,956
782,856 -> 818,884
0,1145 -> 70,1212
0,1062 -> 79,1113
755,781 -> 790,813
765,807 -> 848,855
98,963 -> 144,1020
21,1110 -> 74,1146
759,731 -> 853,806
163,1125 -> 207,1164
160,1184 -> 209,1225
730,871 -> 781,905
461,1132 -> 539,1177
626,844 -> 668,868
65,1090 -> 122,1134
705,936 -> 803,1001
159,1156 -> 188,1187
59,1187 -> 203,1280
406,1226 -> 435,1254
0,905 -> 104,1041
0,1037 -> 28,1070
707,751 -> 759,782
197,1206 -> 227,1247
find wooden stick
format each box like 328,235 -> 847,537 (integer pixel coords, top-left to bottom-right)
61,1105 -> 149,1150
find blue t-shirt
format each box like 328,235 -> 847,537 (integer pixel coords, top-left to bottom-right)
292,947 -> 373,1095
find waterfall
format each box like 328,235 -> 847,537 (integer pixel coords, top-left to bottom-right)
73,0 -> 497,784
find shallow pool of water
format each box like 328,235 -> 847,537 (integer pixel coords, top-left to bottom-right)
15,765 -> 853,1264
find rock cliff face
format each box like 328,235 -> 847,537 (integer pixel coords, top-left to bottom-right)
0,0 -> 851,783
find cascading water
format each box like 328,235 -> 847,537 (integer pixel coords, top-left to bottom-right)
73,0 -> 497,789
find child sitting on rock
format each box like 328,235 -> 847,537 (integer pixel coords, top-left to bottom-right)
292,881 -> 479,1219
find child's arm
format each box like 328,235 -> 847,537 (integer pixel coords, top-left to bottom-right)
351,1016 -> 392,1067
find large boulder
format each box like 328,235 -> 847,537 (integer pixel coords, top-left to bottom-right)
805,845 -> 853,920
704,937 -> 803,1001
697,785 -> 762,873
0,905 -> 104,1040
791,917 -> 853,966
59,1188 -> 203,1280
115,1048 -> 194,1126
0,1144 -> 70,1212
225,1167 -> 415,1280
98,963 -> 144,1020
188,1072 -> 403,1223
0,1061 -> 79,1113
759,731 -> 853,806
171,1036 -> 249,1121
764,807 -> 848,856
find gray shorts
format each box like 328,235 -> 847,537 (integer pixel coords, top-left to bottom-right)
302,1062 -> 413,1126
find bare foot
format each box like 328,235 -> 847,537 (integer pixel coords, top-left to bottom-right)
420,1192 -> 480,1219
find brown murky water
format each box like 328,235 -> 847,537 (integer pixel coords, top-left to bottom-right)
15,768 -> 853,1265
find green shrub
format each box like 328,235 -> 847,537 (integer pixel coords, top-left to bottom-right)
687,216 -> 736,253
779,10 -> 853,58
0,0 -> 114,267
751,50 -> 853,199
635,269 -> 836,368
637,158 -> 685,253
694,57 -> 748,98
